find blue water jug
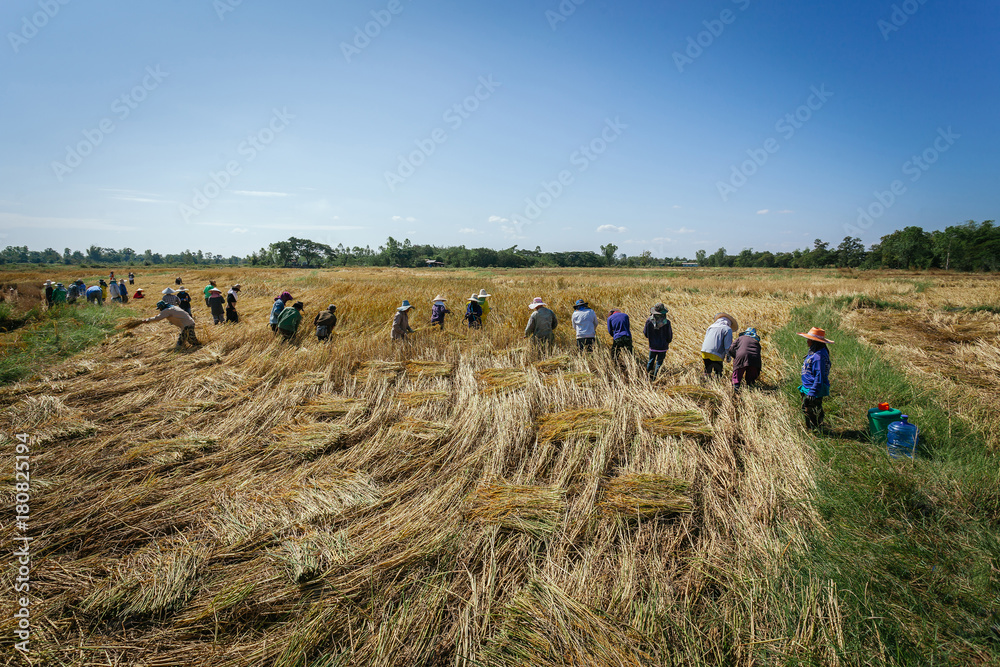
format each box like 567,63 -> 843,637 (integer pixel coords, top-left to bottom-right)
887,414 -> 918,459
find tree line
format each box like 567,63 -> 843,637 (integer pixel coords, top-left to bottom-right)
3,221 -> 996,271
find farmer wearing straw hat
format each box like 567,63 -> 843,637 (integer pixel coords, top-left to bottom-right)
133,288 -> 145,299
276,302 -> 305,342
128,272 -> 134,285
175,287 -> 192,316
161,287 -> 180,307
44,280 -> 54,308
52,283 -> 67,305
464,293 -> 483,329
207,287 -> 226,324
392,300 -> 415,341
430,295 -> 450,329
313,305 -> 337,341
118,279 -> 129,304
270,291 -> 293,332
571,299 -> 597,352
700,312 -> 737,377
798,326 -> 833,432
476,289 -> 492,324
86,284 -> 104,306
108,279 -> 121,303
135,300 -> 201,349
643,303 -> 673,379
524,297 -> 557,346
226,284 -> 240,323
99,279 -> 109,302
728,327 -> 762,392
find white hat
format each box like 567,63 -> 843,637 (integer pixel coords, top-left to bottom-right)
477,289 -> 492,298
432,294 -> 447,301
528,297 -> 546,310
467,293 -> 481,302
162,287 -> 175,295
44,280 -> 52,286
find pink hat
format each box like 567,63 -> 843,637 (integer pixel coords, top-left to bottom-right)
528,297 -> 546,310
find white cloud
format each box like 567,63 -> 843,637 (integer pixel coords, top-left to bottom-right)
757,209 -> 794,215
776,209 -> 794,214
194,222 -> 363,231
672,205 -> 682,209
231,227 -> 249,234
676,226 -> 695,234
232,190 -> 291,197
458,227 -> 481,234
488,215 -> 508,224
756,209 -> 769,215
392,215 -> 417,222
489,215 -> 524,239
596,224 -> 627,233
0,212 -> 136,232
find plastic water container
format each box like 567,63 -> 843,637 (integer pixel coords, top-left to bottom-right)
887,415 -> 919,459
868,406 -> 903,443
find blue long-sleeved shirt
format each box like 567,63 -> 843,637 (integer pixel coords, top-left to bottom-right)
269,299 -> 285,325
643,317 -> 673,352
607,311 -> 631,340
800,347 -> 831,397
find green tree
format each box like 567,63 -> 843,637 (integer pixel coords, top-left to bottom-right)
600,243 -> 618,266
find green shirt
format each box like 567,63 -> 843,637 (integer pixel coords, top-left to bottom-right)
276,307 -> 302,332
203,284 -> 215,299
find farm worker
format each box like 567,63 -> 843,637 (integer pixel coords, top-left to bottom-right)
607,308 -> 633,360
175,276 -> 183,286
524,297 -> 557,346
798,327 -> 833,432
136,300 -> 201,349
391,300 -> 415,340
728,327 -> 762,392
86,284 -> 104,306
133,288 -> 145,299
128,272 -> 134,285
476,289 -> 492,323
66,281 -> 79,304
429,295 -> 450,329
99,279 -> 109,301
52,283 -> 67,304
226,284 -> 240,323
276,301 -> 305,342
207,288 -> 226,324
313,305 -> 337,341
571,299 -> 597,352
643,303 -> 673,379
119,279 -> 129,304
176,288 -> 192,316
701,312 -> 737,377
109,279 -> 121,303
464,293 -> 483,329
203,280 -> 217,307
270,291 -> 293,332
44,280 -> 54,307
109,271 -> 115,283
161,287 -> 180,307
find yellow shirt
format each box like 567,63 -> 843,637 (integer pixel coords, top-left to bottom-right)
701,351 -> 722,362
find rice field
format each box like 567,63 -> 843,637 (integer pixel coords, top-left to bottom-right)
0,266 -> 997,665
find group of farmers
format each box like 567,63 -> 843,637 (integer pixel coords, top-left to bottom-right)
37,276 -> 834,432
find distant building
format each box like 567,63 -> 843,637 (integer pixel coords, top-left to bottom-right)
425,259 -> 445,267
681,262 -> 699,267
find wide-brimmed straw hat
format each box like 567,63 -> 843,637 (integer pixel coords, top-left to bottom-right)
432,294 -> 447,302
477,289 -> 492,298
797,327 -> 834,344
528,297 -> 546,309
467,293 -> 481,302
44,280 -> 52,286
162,287 -> 175,295
714,312 -> 738,333
209,287 -> 222,294
650,303 -> 668,316
397,300 -> 414,311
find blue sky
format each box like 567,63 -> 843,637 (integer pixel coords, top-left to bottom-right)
1,0 -> 996,258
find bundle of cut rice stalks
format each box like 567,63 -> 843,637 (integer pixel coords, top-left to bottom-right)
533,354 -> 572,374
542,372 -> 600,387
483,579 -> 653,667
598,473 -> 693,520
123,436 -> 218,466
396,390 -> 449,407
466,480 -> 567,537
391,416 -> 450,441
477,368 -> 529,394
660,384 -> 722,407
298,396 -> 361,420
404,360 -> 454,379
354,360 -> 405,382
643,410 -> 713,440
119,318 -> 144,331
269,423 -> 347,459
270,529 -> 352,583
537,408 -> 614,443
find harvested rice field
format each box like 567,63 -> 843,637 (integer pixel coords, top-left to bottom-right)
0,267 -> 998,666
